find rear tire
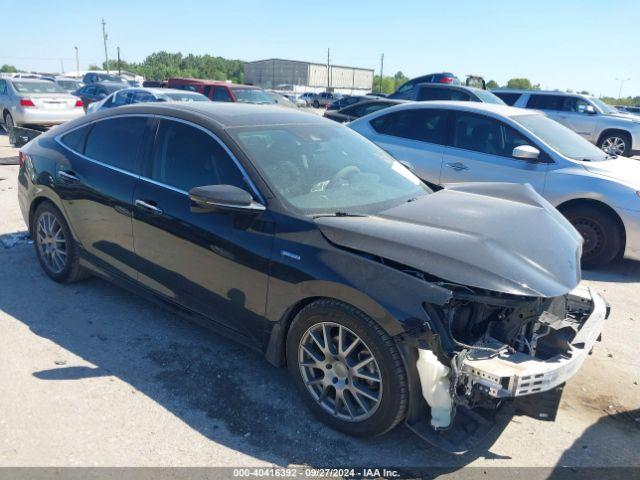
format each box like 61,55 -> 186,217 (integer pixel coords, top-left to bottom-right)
598,131 -> 631,157
286,299 -> 408,437
313,100 -> 320,108
563,204 -> 623,269
33,202 -> 89,283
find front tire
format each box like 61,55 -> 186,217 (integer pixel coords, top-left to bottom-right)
313,100 -> 320,108
33,202 -> 89,283
598,131 -> 631,157
563,205 -> 623,269
286,299 -> 408,437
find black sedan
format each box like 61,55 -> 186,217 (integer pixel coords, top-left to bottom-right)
73,82 -> 125,111
323,99 -> 405,123
17,103 -> 604,452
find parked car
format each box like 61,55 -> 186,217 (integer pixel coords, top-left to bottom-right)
326,95 -> 381,111
73,82 -> 126,111
41,76 -> 84,93
0,78 -> 84,129
492,90 -> 640,157
87,88 -> 210,113
166,78 -> 274,104
18,102 -> 606,453
350,101 -> 640,267
389,72 -> 461,99
323,99 -> 406,123
617,105 -> 640,117
266,90 -> 298,109
281,92 -> 308,107
313,91 -> 343,108
403,84 -> 505,104
299,92 -> 318,106
82,72 -> 128,85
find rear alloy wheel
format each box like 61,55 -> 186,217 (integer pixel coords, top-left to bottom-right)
4,112 -> 14,130
33,202 -> 89,283
287,299 -> 408,437
599,132 -> 631,157
563,205 -> 623,269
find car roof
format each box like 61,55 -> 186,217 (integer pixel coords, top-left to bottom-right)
99,102 -> 328,128
415,83 -> 485,93
370,100 -> 535,118
493,89 -> 592,98
8,78 -> 52,83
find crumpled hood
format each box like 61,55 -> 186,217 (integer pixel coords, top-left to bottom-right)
581,157 -> 640,187
316,183 -> 582,298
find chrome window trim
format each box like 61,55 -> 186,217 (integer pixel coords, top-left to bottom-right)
54,113 -> 266,204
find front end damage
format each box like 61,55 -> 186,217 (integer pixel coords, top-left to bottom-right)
401,285 -> 608,454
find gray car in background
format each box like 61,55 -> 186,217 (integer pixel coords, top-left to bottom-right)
493,89 -> 640,157
349,101 -> 640,267
0,78 -> 84,129
87,87 -> 210,113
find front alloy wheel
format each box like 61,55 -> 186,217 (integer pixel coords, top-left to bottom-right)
298,322 -> 382,422
600,136 -> 627,156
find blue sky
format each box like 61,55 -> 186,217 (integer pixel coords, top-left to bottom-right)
2,0 -> 638,97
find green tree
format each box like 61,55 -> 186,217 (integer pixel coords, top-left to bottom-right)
0,64 -> 17,73
373,71 -> 409,94
486,80 -> 499,89
505,78 -> 540,90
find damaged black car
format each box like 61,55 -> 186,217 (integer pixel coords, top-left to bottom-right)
18,103 -> 608,453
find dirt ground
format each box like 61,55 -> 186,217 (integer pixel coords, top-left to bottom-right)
0,131 -> 638,469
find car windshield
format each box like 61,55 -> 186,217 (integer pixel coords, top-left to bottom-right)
473,89 -> 505,105
230,123 -> 430,215
231,88 -> 274,104
56,80 -> 81,90
13,81 -> 66,94
590,98 -> 618,115
513,114 -> 607,161
160,92 -> 209,102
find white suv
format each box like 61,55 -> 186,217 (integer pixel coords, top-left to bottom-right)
492,89 -> 640,157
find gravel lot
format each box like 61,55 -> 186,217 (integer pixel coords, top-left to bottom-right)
0,130 -> 639,469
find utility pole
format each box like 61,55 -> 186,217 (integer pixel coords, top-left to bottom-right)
101,18 -> 110,74
60,59 -> 64,74
74,46 -> 79,79
117,47 -> 121,75
326,48 -> 330,92
615,77 -> 630,99
379,53 -> 384,93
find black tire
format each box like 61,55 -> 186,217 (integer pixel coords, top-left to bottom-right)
313,100 -> 320,108
286,299 -> 408,437
3,111 -> 14,131
563,204 -> 623,269
598,131 -> 631,157
32,202 -> 89,283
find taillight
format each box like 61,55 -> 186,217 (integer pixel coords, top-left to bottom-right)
75,99 -> 83,108
439,77 -> 454,84
18,151 -> 27,167
20,98 -> 36,107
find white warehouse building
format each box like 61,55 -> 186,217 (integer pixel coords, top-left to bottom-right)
244,58 -> 374,95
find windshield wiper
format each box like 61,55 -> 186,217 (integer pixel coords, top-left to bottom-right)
312,211 -> 368,219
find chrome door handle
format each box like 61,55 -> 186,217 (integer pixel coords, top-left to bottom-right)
445,162 -> 469,172
58,170 -> 80,183
135,199 -> 163,215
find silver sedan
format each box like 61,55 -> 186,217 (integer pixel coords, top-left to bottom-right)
349,101 -> 640,268
0,78 -> 84,129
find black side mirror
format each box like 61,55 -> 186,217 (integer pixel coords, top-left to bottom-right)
188,184 -> 265,214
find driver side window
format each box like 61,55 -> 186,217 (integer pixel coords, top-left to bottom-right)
452,113 -> 532,158
151,120 -> 245,192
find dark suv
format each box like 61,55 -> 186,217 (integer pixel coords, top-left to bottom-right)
404,84 -> 505,104
389,72 -> 460,99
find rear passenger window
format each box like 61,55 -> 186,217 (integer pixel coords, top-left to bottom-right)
60,124 -> 93,154
371,109 -> 449,144
84,117 -> 147,172
151,120 -> 245,192
526,95 -> 564,111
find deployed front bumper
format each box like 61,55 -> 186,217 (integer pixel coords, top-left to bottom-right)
460,287 -> 607,398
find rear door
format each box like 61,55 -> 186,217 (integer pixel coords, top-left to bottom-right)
440,111 -> 548,191
131,118 -> 273,342
366,108 -> 450,184
55,115 -> 152,281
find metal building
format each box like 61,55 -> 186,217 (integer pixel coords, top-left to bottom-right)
244,58 -> 374,94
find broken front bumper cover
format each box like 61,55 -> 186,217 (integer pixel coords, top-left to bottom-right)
460,287 -> 607,398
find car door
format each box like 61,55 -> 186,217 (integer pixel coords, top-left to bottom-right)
367,108 -> 450,184
440,111 -> 548,191
55,115 -> 153,281
131,118 -> 273,342
553,97 -> 598,140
